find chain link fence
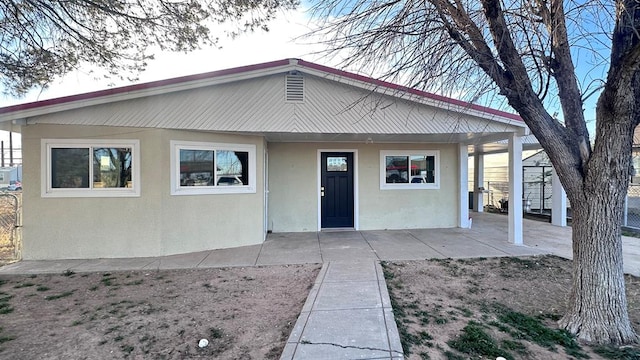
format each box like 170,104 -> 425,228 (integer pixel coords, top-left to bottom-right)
625,185 -> 640,230
474,180 -> 640,229
0,192 -> 21,262
470,158 -> 640,228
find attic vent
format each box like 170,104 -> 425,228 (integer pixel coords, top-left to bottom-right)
285,73 -> 304,102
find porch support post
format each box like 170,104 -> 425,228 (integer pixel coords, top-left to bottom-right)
458,143 -> 470,228
508,133 -> 523,245
473,151 -> 484,212
551,168 -> 567,226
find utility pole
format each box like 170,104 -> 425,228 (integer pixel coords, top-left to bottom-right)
9,132 -> 13,166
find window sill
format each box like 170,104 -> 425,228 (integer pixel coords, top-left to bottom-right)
42,189 -> 141,198
171,186 -> 256,196
380,184 -> 440,190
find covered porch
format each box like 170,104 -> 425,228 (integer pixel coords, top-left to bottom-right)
260,211 -> 572,263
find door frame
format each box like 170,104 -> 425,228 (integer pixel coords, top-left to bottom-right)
317,149 -> 359,231
263,146 -> 269,240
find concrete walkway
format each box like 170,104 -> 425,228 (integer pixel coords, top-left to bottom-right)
2,213 -> 640,360
280,260 -> 403,359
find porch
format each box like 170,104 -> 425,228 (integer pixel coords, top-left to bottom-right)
261,212 -> 562,263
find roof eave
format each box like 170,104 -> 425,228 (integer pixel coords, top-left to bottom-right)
0,59 -> 298,122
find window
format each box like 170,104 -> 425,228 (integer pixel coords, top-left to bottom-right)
380,150 -> 439,189
171,141 -> 256,195
42,139 -> 140,197
326,156 -> 348,172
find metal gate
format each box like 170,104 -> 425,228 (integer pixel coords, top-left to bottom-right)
0,193 -> 20,261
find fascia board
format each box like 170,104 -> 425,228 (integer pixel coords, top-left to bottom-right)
0,64 -> 297,123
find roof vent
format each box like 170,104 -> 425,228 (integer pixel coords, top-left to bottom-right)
285,73 -> 304,102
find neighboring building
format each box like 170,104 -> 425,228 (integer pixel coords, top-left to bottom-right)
522,150 -> 554,214
632,126 -> 640,184
470,150 -> 568,214
0,166 -> 22,189
0,59 -> 529,260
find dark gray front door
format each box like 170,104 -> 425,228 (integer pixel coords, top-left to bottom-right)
321,152 -> 354,228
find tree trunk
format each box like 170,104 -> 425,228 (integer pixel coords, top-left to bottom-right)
560,195 -> 636,344
558,102 -> 638,344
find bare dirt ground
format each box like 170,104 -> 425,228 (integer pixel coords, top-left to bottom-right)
3,255 -> 640,360
383,255 -> 640,360
0,264 -> 320,360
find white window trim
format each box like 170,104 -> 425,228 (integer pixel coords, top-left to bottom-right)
170,140 -> 256,195
41,139 -> 141,198
380,150 -> 440,190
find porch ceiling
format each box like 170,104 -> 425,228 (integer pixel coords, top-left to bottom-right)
469,134 -> 542,155
261,132 -> 542,154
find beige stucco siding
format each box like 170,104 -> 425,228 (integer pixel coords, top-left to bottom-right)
267,142 -> 458,233
267,143 -> 319,232
358,143 -> 458,230
159,130 -> 265,255
21,124 -> 264,260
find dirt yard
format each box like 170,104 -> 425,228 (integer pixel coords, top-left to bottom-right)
383,255 -> 640,360
0,264 -> 320,359
3,256 -> 640,360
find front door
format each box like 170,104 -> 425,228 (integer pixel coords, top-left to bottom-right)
321,152 -> 354,228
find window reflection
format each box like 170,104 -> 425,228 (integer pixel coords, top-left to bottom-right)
51,148 -> 90,188
179,149 -> 249,187
385,156 -> 409,183
180,149 -> 215,186
93,148 -> 132,188
51,147 -> 133,189
385,155 -> 435,184
327,156 -> 347,172
216,151 -> 248,186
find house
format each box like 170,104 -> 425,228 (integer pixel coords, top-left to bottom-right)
470,150 -> 555,213
0,59 -> 531,260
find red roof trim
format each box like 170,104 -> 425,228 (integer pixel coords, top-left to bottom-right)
0,59 -> 291,115
297,59 -> 522,121
0,58 -> 522,122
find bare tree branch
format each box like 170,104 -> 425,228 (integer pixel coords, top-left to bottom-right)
0,0 -> 298,96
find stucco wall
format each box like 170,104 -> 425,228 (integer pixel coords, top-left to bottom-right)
21,124 -> 264,260
267,143 -> 319,232
267,142 -> 458,232
359,143 -> 458,230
